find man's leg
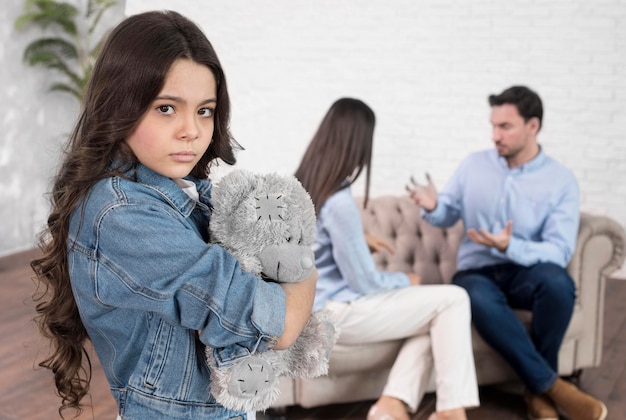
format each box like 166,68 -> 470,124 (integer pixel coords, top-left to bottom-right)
452,267 -> 557,394
506,263 -> 606,419
455,264 -> 607,420
506,262 -> 575,373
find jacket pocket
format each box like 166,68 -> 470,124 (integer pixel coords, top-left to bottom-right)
144,317 -> 173,388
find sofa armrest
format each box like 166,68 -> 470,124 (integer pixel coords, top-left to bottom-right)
568,212 -> 626,287
565,211 -> 626,368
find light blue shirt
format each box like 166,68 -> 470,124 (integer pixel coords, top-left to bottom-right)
313,186 -> 410,311
424,148 -> 579,271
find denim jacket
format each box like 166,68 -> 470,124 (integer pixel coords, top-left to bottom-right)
68,164 -> 285,419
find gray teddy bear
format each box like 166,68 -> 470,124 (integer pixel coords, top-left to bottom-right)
206,169 -> 338,413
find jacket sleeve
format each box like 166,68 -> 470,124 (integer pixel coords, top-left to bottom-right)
92,201 -> 285,352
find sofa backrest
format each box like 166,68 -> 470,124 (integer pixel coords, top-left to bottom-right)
356,195 -> 464,285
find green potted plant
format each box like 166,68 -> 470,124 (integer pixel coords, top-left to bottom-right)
15,0 -> 118,101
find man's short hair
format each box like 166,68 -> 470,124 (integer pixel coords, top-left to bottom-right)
488,85 -> 543,130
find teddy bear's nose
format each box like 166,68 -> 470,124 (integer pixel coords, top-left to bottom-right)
301,256 -> 313,269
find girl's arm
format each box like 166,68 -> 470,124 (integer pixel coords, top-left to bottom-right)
273,268 -> 318,349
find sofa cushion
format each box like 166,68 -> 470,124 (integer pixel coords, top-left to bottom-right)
357,196 -> 464,285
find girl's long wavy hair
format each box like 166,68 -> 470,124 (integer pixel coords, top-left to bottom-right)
30,10 -> 237,418
294,98 -> 375,214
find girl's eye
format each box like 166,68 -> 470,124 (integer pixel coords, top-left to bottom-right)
157,105 -> 174,115
199,107 -> 214,118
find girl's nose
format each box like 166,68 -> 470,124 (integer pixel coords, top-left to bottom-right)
179,115 -> 199,140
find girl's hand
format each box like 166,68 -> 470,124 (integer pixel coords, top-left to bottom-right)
365,234 -> 395,255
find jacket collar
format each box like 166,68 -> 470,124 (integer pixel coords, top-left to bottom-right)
129,164 -> 207,218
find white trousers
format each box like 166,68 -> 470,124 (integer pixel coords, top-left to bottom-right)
324,284 -> 479,412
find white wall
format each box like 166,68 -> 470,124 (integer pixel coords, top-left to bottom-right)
125,0 -> 626,222
2,0 -> 625,264
0,0 -> 126,257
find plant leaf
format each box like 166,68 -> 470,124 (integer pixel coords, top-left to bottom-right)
49,82 -> 82,100
23,37 -> 78,64
15,0 -> 118,102
88,0 -> 117,34
16,0 -> 79,35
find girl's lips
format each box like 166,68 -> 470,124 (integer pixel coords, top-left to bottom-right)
170,152 -> 196,163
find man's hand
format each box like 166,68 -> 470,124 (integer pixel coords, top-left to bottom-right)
365,234 -> 395,255
467,220 -> 513,253
406,173 -> 438,211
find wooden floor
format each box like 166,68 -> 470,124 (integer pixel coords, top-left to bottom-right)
1,248 -> 624,420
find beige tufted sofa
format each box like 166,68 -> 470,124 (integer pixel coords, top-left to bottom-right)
271,195 -> 626,409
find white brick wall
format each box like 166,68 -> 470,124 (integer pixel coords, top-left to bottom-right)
126,0 -> 626,236
2,0 -> 625,265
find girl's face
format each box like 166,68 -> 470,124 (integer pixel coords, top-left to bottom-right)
127,59 -> 217,179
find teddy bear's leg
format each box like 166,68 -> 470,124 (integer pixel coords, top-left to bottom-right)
227,355 -> 274,396
285,309 -> 339,378
207,350 -> 289,412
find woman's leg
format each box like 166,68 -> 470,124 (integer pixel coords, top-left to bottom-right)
384,334 -> 434,413
426,285 -> 479,413
326,284 -> 478,413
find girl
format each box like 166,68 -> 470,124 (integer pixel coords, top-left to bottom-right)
30,10 -> 317,420
294,98 -> 479,420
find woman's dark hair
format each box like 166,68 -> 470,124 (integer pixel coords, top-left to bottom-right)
488,85 -> 543,130
295,97 -> 375,214
30,10 -> 236,417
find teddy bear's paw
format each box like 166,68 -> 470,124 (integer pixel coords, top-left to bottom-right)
259,243 -> 314,283
286,309 -> 340,378
210,355 -> 281,412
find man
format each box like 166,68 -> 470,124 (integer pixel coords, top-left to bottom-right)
407,86 -> 607,420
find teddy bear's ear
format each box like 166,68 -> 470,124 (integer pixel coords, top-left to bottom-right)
211,169 -> 260,217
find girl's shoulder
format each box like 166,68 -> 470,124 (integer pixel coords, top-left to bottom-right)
84,174 -> 181,214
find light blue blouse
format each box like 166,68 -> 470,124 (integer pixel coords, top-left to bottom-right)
312,186 -> 410,311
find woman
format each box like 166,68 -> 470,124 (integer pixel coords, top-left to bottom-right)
294,98 -> 479,420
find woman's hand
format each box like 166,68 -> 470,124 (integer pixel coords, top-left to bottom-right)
365,234 -> 395,255
406,273 -> 422,286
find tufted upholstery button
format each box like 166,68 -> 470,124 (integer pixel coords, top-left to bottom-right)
355,195 -> 464,284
